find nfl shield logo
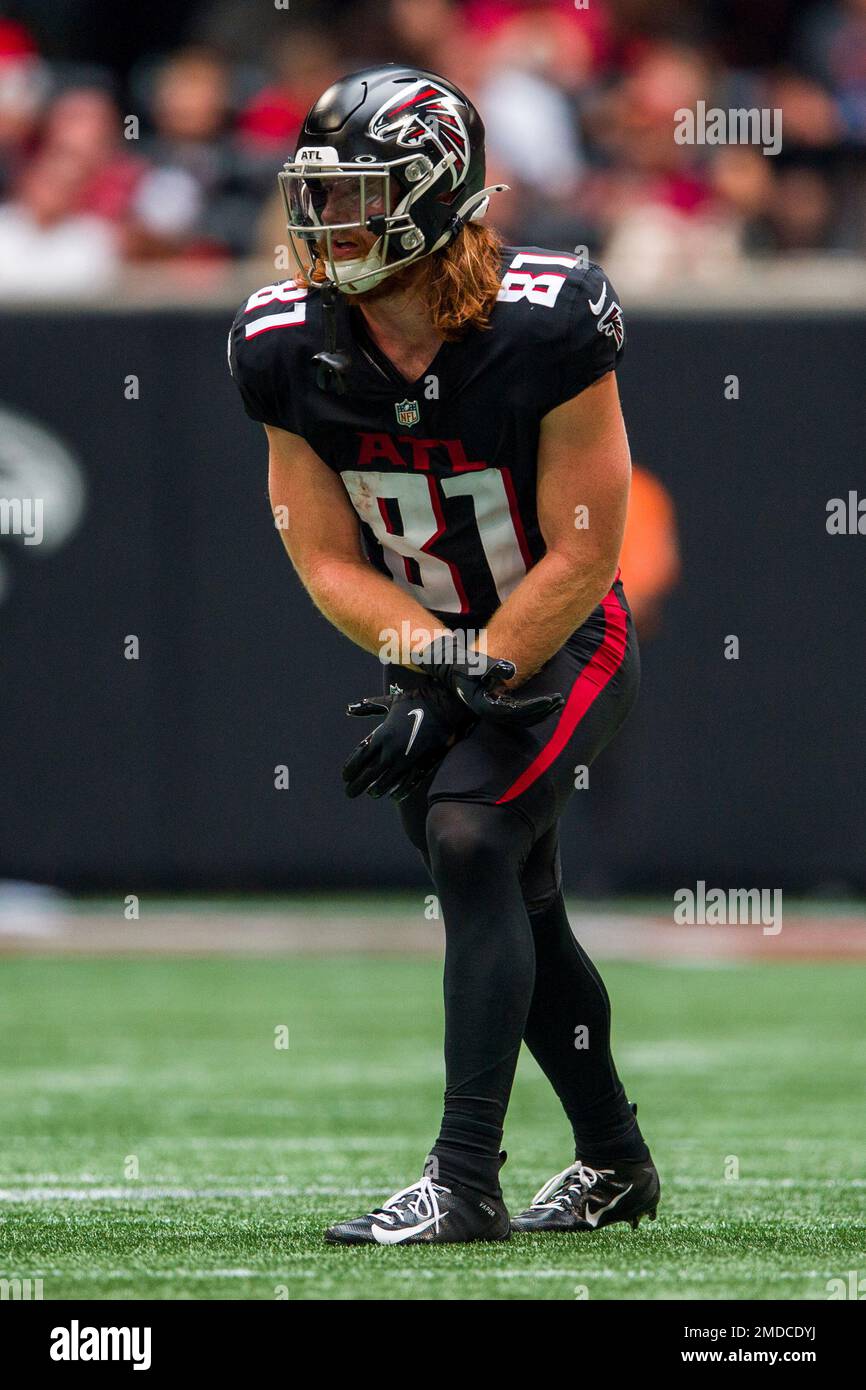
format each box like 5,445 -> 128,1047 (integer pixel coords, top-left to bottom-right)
395,399 -> 420,428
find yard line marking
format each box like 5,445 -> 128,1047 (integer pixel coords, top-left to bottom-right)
1,1177 -> 864,1202
28,1267 -> 836,1283
0,1185 -> 387,1201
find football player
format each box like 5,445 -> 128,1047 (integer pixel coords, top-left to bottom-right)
229,64 -> 660,1244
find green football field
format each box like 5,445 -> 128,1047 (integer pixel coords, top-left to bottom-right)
0,953 -> 864,1300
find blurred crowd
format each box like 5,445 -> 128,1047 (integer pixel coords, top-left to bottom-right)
1,0 -> 865,298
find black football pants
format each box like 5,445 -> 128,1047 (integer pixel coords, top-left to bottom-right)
392,579 -> 649,1196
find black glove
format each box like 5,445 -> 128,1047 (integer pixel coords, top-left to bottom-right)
342,682 -> 475,803
415,636 -> 564,728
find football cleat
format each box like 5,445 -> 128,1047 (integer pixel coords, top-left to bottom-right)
510,1157 -> 660,1234
324,1174 -> 511,1245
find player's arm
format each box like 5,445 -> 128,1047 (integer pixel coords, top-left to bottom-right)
481,371 -> 631,686
265,423 -> 452,660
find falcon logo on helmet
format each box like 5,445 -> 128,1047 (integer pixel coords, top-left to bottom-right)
368,81 -> 470,190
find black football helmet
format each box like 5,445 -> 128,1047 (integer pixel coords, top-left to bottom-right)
279,64 -> 506,295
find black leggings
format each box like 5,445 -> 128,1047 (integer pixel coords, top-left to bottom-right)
399,796 -> 646,1194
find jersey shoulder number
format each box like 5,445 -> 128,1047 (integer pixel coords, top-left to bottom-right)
228,279 -> 318,430
497,249 -> 584,310
236,279 -> 309,340
495,247 -> 625,411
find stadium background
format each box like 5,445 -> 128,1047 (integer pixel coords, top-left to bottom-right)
0,0 -> 864,1302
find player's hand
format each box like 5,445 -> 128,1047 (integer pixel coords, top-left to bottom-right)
342,684 -> 472,803
416,638 -> 564,728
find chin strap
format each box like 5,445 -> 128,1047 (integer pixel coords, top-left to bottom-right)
313,283 -> 352,394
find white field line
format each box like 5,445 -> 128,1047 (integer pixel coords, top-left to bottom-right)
0,1177 -> 864,1201
13,1268 -> 842,1290
0,1185 -> 382,1201
26,1267 -> 587,1281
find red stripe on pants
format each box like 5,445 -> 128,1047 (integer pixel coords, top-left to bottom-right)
495,588 -> 628,805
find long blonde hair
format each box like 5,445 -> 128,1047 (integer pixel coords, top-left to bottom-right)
298,223 -> 504,340
421,222 -> 504,340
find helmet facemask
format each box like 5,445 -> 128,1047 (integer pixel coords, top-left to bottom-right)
280,148 -> 483,295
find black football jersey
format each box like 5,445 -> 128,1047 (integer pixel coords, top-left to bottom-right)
229,248 -> 625,633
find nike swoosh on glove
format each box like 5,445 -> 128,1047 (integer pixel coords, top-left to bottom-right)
342,684 -> 472,803
415,636 -> 565,728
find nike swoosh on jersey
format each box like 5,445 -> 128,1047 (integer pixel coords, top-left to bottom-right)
405,708 -> 425,754
588,283 -> 608,316
583,1182 -> 632,1228
371,1213 -> 442,1244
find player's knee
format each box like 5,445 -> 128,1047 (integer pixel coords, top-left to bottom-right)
425,801 -> 518,881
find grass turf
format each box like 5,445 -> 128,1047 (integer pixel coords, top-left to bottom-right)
0,956 -> 863,1300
